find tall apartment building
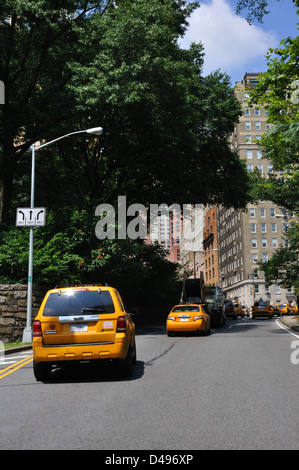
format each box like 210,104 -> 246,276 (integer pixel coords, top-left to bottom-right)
218,72 -> 296,308
179,204 -> 205,279
203,205 -> 220,285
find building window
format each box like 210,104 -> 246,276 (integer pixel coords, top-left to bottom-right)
257,150 -> 262,159
255,121 -> 261,130
270,208 -> 275,217
247,150 -> 252,159
252,253 -> 258,263
246,135 -> 252,143
262,253 -> 268,262
257,164 -> 263,172
271,223 -> 277,233
261,223 -> 266,233
250,208 -> 255,217
247,164 -> 253,172
251,238 -> 257,248
267,164 -> 273,173
260,208 -> 265,217
245,108 -> 250,115
245,121 -> 251,130
250,224 -> 256,233
272,238 -> 278,248
275,284 -> 280,294
254,108 -> 260,116
262,238 -> 267,248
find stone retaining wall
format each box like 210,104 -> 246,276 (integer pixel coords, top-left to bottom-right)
0,285 -> 47,343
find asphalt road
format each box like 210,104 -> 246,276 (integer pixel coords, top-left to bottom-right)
0,317 -> 298,451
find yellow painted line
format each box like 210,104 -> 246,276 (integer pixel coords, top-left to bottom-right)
0,355 -> 33,380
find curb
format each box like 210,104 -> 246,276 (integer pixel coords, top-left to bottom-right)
279,317 -> 299,333
4,345 -> 32,355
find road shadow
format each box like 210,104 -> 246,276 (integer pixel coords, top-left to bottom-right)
43,359 -> 145,384
135,324 -> 167,336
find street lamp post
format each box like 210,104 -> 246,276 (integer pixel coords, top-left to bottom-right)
22,127 -> 103,343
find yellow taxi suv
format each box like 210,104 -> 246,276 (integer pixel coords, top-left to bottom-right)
252,300 -> 273,319
33,285 -> 136,381
166,304 -> 210,336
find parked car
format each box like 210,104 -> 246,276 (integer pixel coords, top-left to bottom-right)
33,285 -> 136,381
166,304 -> 211,336
224,300 -> 237,319
233,302 -> 244,317
278,303 -> 290,315
252,300 -> 273,319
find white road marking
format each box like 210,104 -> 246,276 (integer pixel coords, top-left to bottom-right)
276,319 -> 299,339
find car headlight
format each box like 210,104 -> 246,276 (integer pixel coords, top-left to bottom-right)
194,315 -> 203,321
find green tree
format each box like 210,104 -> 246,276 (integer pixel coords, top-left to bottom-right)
65,0 -> 250,210
0,0 -> 111,225
1,0 -> 251,228
247,32 -> 299,296
236,0 -> 299,24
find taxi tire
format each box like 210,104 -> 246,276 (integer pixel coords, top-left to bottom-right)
118,342 -> 135,378
33,360 -> 52,382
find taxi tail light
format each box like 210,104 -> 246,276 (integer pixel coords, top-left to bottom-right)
33,320 -> 42,337
194,315 -> 203,321
116,316 -> 126,332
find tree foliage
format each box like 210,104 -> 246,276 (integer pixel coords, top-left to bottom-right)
247,33 -> 299,294
236,0 -> 299,24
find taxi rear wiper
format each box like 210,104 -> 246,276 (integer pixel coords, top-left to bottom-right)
81,307 -> 105,312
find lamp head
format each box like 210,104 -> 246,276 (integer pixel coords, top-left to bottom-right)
86,127 -> 103,135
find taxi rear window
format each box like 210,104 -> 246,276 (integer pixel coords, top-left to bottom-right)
43,290 -> 115,316
173,306 -> 200,312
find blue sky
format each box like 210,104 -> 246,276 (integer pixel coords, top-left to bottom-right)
179,0 -> 299,85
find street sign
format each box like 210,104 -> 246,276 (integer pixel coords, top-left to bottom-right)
16,207 -> 46,227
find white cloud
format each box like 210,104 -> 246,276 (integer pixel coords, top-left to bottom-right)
179,0 -> 277,82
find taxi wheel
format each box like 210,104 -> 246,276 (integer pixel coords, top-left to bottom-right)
132,341 -> 137,364
33,360 -> 52,382
119,345 -> 133,378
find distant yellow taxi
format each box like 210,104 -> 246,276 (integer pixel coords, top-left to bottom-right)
289,304 -> 298,315
252,300 -> 273,319
166,304 -> 210,336
233,302 -> 244,317
278,303 -> 290,315
33,285 -> 136,381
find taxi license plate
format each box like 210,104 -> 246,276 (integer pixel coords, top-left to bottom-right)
70,323 -> 88,332
180,318 -> 189,321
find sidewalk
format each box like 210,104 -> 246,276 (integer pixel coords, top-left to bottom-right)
279,315 -> 299,333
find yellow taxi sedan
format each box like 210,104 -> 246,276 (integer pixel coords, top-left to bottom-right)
166,304 -> 210,336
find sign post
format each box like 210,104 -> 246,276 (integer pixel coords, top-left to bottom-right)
17,127 -> 102,344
